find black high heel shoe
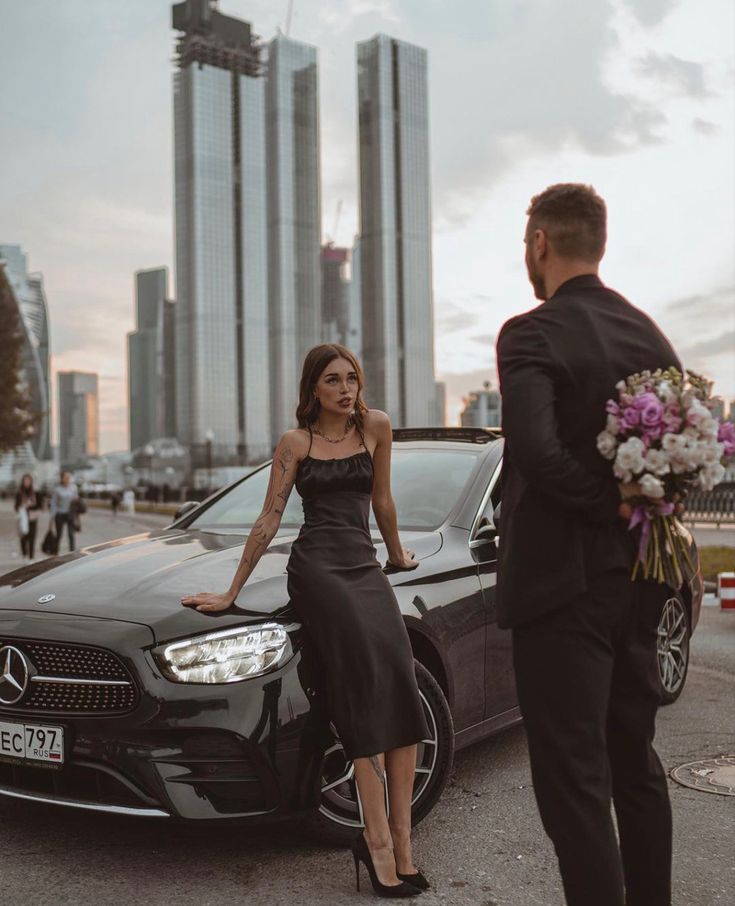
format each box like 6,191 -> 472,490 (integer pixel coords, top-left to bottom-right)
351,833 -> 422,898
396,871 -> 430,891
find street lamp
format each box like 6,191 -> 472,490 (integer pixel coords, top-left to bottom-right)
204,429 -> 215,493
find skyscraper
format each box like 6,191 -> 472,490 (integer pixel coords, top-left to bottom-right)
357,35 -> 437,426
58,371 -> 99,468
460,382 -> 502,428
127,267 -> 176,450
172,0 -> 271,464
321,244 -> 350,345
266,34 -> 322,443
0,244 -> 51,462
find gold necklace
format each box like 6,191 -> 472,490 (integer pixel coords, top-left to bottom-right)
312,416 -> 354,444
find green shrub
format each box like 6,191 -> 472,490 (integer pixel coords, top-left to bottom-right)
698,546 -> 735,582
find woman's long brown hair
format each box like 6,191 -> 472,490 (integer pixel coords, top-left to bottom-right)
295,344 -> 369,431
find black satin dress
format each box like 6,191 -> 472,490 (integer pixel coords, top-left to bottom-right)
286,436 -> 429,760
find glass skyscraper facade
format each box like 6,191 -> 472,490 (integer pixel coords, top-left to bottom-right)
127,267 -> 176,451
0,244 -> 51,462
58,371 -> 99,469
266,35 -> 322,444
172,0 -> 271,464
357,35 -> 437,426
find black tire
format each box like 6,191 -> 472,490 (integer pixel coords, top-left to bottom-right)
658,592 -> 690,705
304,660 -> 454,846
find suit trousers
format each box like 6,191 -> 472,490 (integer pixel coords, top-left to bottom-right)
512,570 -> 672,906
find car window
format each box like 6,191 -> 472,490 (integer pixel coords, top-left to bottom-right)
188,448 -> 481,532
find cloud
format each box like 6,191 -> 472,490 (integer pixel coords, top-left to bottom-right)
470,333 -> 495,346
663,285 -> 734,320
692,117 -> 718,135
678,330 -> 735,360
423,0 -> 674,224
637,52 -> 709,98
620,0 -> 679,27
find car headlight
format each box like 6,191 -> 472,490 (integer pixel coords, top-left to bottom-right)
155,623 -> 292,683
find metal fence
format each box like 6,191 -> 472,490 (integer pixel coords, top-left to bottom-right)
683,483 -> 735,526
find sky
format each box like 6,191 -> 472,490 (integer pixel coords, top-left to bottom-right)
0,0 -> 733,454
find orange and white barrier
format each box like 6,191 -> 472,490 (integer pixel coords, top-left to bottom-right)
717,572 -> 735,612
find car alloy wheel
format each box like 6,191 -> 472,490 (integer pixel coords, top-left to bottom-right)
318,687 -> 438,828
311,661 -> 454,844
657,594 -> 690,705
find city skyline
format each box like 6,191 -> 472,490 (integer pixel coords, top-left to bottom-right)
0,0 -> 732,454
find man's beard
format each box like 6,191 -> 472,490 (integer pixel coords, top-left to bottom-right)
526,260 -> 546,300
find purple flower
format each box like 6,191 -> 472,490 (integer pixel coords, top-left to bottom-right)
718,421 -> 735,457
622,407 -> 641,428
633,391 -> 658,411
641,398 -> 664,428
606,399 -> 621,416
643,424 -> 663,443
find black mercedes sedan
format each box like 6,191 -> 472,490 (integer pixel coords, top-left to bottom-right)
0,428 -> 702,842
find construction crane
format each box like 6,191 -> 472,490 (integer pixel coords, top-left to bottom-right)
324,200 -> 343,247
285,0 -> 294,36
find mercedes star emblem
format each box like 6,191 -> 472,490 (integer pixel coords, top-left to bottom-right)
37,594 -> 56,604
0,645 -> 29,706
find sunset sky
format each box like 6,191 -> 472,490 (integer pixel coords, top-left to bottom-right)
1,0 -> 733,453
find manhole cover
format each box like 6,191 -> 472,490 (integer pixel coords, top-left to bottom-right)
671,756 -> 735,796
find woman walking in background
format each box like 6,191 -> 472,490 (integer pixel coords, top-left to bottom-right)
14,473 -> 41,561
182,344 -> 430,898
49,470 -> 79,552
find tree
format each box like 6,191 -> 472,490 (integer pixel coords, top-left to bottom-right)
0,264 -> 39,453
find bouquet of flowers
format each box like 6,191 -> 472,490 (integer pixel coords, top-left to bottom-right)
596,367 -> 735,586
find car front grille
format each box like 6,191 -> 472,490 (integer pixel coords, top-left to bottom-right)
0,638 -> 138,716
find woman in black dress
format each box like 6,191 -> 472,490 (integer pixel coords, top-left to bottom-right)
182,344 -> 430,898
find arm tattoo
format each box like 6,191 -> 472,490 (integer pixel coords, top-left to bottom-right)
368,755 -> 385,785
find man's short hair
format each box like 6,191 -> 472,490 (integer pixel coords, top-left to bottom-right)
526,183 -> 607,262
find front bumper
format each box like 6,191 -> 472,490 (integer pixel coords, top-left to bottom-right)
0,613 -> 326,821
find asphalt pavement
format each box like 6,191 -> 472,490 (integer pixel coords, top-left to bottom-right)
0,501 -> 733,905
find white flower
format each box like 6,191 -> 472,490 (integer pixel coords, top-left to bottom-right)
606,414 -> 621,435
616,380 -> 626,393
596,431 -> 618,460
640,473 -> 666,499
657,381 -> 678,405
613,463 -> 633,482
698,462 -> 726,491
698,416 -> 719,439
615,436 -> 646,476
685,398 -> 710,428
662,433 -> 683,454
644,448 -> 670,476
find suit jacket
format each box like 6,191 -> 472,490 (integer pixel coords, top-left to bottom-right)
495,274 -> 682,629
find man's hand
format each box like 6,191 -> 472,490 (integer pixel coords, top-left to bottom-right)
617,481 -> 641,519
617,482 -> 684,520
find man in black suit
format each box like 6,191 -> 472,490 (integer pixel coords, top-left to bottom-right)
496,184 -> 681,906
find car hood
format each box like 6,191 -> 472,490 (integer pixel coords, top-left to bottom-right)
0,527 -> 442,643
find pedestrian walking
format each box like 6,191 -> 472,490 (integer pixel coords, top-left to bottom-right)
14,473 -> 41,561
496,183 -> 681,906
182,344 -> 429,898
110,491 -> 121,518
48,470 -> 80,553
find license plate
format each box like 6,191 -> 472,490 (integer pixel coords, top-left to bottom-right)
0,720 -> 65,765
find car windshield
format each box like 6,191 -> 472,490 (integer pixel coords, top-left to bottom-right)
187,447 -> 481,532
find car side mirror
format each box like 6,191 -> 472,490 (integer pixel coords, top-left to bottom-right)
174,500 -> 200,521
474,519 -> 498,542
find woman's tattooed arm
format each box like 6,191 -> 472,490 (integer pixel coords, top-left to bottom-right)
225,433 -> 301,600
